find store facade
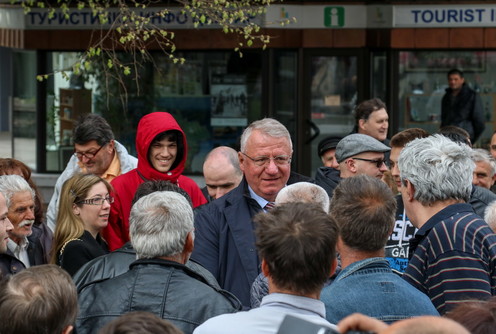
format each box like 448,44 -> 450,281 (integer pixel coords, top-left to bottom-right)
1,2 -> 496,179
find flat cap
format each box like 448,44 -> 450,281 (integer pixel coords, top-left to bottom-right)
317,136 -> 342,157
335,134 -> 391,163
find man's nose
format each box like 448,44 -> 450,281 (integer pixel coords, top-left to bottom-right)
379,163 -> 389,172
26,208 -> 35,220
265,159 -> 279,173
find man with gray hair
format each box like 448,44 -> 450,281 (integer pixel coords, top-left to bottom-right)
399,134 -> 496,314
202,146 -> 243,201
471,148 -> 496,190
0,175 -> 48,276
76,191 -> 240,334
192,118 -> 311,308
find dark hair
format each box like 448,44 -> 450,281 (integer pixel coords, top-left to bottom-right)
354,98 -> 387,128
390,128 -> 430,148
73,114 -> 114,146
0,158 -> 44,226
98,311 -> 183,334
330,175 -> 396,252
132,180 -> 192,207
438,126 -> 471,146
149,130 -> 184,172
0,265 -> 78,334
446,297 -> 496,334
254,202 -> 338,295
448,68 -> 464,78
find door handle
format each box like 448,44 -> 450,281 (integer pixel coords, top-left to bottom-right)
306,120 -> 320,144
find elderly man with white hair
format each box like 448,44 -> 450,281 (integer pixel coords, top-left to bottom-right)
399,134 -> 496,314
76,191 -> 240,334
0,175 -> 48,276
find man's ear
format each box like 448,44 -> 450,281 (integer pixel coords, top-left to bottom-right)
492,174 -> 496,187
184,231 -> 194,254
329,257 -> 338,278
346,159 -> 357,173
405,179 -> 415,202
261,259 -> 270,278
107,139 -> 115,152
358,119 -> 366,131
238,151 -> 246,173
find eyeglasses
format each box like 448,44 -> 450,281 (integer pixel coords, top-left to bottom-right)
74,144 -> 105,160
76,195 -> 114,206
352,157 -> 387,168
241,152 -> 292,167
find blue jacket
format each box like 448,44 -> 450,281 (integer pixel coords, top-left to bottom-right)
192,178 -> 262,308
321,257 -> 438,324
192,173 -> 312,308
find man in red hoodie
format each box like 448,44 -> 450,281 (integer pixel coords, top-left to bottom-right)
104,112 -> 206,250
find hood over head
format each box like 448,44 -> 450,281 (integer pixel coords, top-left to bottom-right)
136,112 -> 187,182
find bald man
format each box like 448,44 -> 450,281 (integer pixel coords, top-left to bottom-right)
202,146 -> 243,201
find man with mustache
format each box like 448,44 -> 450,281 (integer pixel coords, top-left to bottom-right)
0,175 -> 48,276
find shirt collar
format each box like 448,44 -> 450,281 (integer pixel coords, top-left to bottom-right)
7,237 -> 29,253
260,293 -> 326,318
247,185 -> 271,210
416,203 -> 474,237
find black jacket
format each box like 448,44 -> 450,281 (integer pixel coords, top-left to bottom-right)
57,230 -> 108,276
76,258 -> 241,334
441,83 -> 485,142
315,167 -> 341,198
73,241 -> 221,291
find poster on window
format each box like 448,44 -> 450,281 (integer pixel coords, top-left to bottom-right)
210,75 -> 248,127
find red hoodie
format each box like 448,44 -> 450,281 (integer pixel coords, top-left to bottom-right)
104,112 -> 206,250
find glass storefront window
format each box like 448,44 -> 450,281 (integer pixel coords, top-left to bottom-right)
309,55 -> 358,175
398,51 -> 496,146
44,51 -> 263,173
12,51 -> 37,170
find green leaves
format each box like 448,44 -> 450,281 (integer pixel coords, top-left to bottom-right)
22,0 -> 293,81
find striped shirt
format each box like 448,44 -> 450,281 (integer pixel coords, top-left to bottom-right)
404,203 -> 496,314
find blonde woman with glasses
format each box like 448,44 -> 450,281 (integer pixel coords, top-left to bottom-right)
51,173 -> 112,276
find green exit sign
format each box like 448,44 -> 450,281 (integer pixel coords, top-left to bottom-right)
324,7 -> 345,27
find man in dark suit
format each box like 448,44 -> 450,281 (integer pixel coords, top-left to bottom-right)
0,175 -> 48,277
192,118 -> 303,308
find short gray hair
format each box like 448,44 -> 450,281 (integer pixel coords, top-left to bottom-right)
472,148 -> 496,176
484,200 -> 496,232
129,191 -> 194,259
399,134 -> 474,205
240,118 -> 293,152
0,175 -> 35,208
275,182 -> 330,213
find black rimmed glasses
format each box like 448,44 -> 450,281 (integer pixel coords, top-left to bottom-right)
76,195 -> 114,206
241,152 -> 292,167
74,144 -> 105,160
352,157 -> 387,168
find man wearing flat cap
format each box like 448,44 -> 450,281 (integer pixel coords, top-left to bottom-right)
316,133 -> 390,198
317,136 -> 342,169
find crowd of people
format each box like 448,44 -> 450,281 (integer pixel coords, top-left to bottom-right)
1,76 -> 496,333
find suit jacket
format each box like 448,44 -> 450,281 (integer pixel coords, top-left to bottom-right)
191,172 -> 312,308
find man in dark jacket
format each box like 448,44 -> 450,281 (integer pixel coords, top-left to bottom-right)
0,175 -> 48,277
192,118 -> 304,308
76,191 -> 241,334
441,68 -> 485,143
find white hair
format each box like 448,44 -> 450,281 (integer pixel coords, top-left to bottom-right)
398,134 -> 474,205
240,118 -> 293,152
275,182 -> 330,213
130,191 -> 194,259
472,148 -> 496,176
0,175 -> 35,208
484,200 -> 496,233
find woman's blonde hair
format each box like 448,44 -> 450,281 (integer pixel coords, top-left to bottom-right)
50,173 -> 111,264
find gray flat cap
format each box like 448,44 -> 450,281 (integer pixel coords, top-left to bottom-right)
335,134 -> 391,163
